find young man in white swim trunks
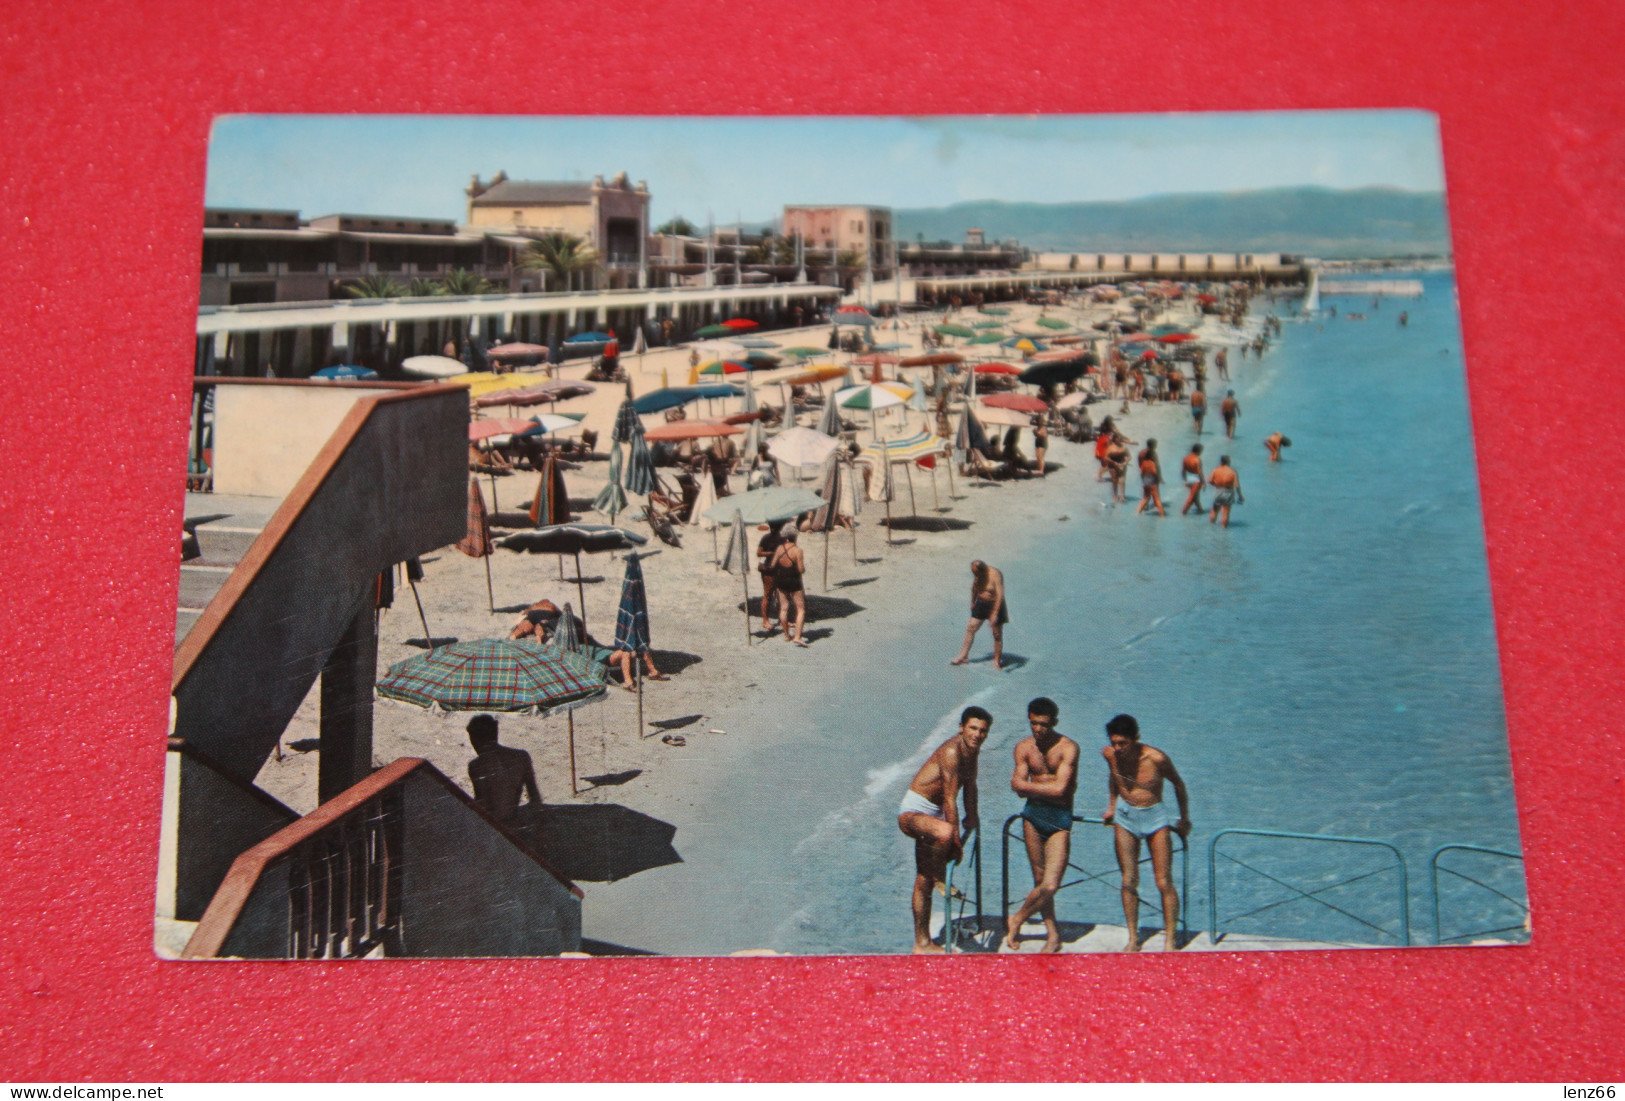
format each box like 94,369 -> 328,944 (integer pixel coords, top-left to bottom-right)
1100,713 -> 1191,952
897,706 -> 990,953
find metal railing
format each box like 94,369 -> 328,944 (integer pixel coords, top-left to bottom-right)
990,812 -> 1189,946
1208,828 -> 1410,946
286,785 -> 405,959
1430,845 -> 1527,945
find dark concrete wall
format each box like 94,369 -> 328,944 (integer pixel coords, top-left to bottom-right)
173,388 -> 467,784
173,749 -> 298,922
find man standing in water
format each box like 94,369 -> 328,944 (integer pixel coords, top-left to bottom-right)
1220,390 -> 1241,438
950,560 -> 1008,670
1135,439 -> 1165,517
898,706 -> 989,953
1208,455 -> 1244,528
1101,713 -> 1191,952
1189,385 -> 1206,434
1004,698 -> 1079,953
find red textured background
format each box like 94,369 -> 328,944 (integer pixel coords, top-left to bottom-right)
2,0 -> 1622,1082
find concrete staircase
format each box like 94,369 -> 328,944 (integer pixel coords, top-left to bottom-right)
177,493 -> 283,647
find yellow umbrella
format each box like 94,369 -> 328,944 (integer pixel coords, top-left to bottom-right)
784,364 -> 849,386
461,370 -> 550,397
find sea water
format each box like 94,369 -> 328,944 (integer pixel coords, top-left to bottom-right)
596,271 -> 1527,955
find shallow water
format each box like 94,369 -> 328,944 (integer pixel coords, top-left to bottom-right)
592,272 -> 1527,954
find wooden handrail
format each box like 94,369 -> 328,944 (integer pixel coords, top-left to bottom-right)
182,757 -> 581,959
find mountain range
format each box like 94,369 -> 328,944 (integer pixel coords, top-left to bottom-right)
891,186 -> 1451,258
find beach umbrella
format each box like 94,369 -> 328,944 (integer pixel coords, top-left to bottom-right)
978,305 -> 1010,316
808,454 -> 859,579
594,441 -> 628,522
1120,332 -> 1155,343
816,388 -> 844,436
313,364 -> 378,381
644,420 -> 743,442
698,360 -> 750,376
834,305 -> 874,327
528,453 -> 572,526
455,477 -> 496,613
724,410 -> 767,426
499,523 -> 649,628
1055,391 -> 1092,411
522,412 -> 587,436
973,403 -> 1035,428
1005,337 -> 1043,354
742,352 -> 781,370
625,433 -> 656,498
974,363 -> 1021,376
612,554 -> 655,736
700,485 -> 824,527
1018,358 -> 1090,387
982,393 -> 1047,413
935,323 -> 975,338
632,385 -> 742,416
1156,332 -> 1197,344
486,342 -> 550,364
722,318 -> 758,331
566,331 -> 613,345
968,332 -> 1005,345
1035,317 -> 1070,330
899,352 -> 963,368
778,346 -> 826,360
376,638 -> 607,715
834,382 -> 912,411
971,320 -> 1003,330
853,353 -> 902,368
732,336 -> 778,349
400,354 -> 468,380
719,510 -> 753,647
688,472 -> 720,537
768,426 -> 840,470
469,418 -> 535,442
694,323 -> 735,339
785,364 -> 849,386
631,326 -> 647,356
541,602 -> 596,792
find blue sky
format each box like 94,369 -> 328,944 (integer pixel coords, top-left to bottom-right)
206,112 -> 1445,226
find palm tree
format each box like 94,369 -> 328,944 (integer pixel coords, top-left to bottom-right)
837,246 -> 865,269
518,232 -> 601,292
343,274 -> 407,298
655,216 -> 697,236
437,268 -> 494,295
407,277 -> 440,297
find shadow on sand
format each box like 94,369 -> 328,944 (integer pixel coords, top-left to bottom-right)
580,768 -> 642,788
883,515 -> 973,533
404,636 -> 460,649
649,713 -> 704,731
532,803 -> 681,882
736,595 -> 865,620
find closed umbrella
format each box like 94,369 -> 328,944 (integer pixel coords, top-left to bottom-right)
612,554 -> 655,736
594,441 -> 628,522
545,601 -> 591,793
528,453 -> 572,527
809,454 -> 858,581
625,432 -> 656,498
455,477 -> 496,614
816,388 -> 844,437
719,510 -> 753,647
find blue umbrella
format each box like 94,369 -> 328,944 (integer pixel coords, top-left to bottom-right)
313,364 -> 377,380
565,331 -> 612,344
632,384 -> 742,416
614,552 -> 655,737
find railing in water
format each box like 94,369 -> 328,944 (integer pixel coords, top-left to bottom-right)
1430,845 -> 1528,945
1208,828 -> 1410,946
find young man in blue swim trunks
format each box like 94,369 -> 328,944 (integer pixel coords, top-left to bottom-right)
1003,697 -> 1079,953
898,706 -> 990,953
1101,713 -> 1191,951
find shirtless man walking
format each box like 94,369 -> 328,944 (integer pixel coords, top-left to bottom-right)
1220,390 -> 1241,439
1179,443 -> 1205,515
1100,713 -> 1191,952
1208,455 -> 1244,528
1004,697 -> 1079,953
950,559 -> 1008,670
898,706 -> 990,953
1135,439 -> 1165,517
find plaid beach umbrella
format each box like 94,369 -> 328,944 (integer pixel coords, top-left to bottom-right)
611,398 -> 642,443
625,431 -> 656,497
376,638 -> 607,715
528,453 -> 572,527
612,554 -> 652,655
594,441 -> 629,521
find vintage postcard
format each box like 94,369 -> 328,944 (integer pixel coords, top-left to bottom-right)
159,112 -> 1527,959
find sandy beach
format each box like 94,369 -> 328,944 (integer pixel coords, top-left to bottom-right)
248,291 -> 1274,954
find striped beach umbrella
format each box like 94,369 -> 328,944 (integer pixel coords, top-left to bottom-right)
376,638 -> 607,715
594,441 -> 628,522
528,453 -> 572,527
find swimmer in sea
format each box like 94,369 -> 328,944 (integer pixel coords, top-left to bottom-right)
1264,432 -> 1292,462
1004,697 -> 1079,953
898,706 -> 988,953
1101,713 -> 1190,952
1179,443 -> 1205,516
